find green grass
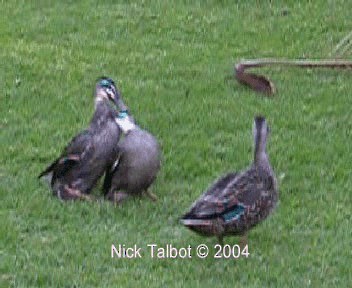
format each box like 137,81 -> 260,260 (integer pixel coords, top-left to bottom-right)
1,0 -> 352,287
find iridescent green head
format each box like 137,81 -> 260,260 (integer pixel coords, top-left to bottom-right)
95,76 -> 122,108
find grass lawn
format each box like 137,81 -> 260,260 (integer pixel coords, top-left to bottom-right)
1,1 -> 351,287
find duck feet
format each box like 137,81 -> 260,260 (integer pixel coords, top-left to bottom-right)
144,190 -> 158,202
57,185 -> 92,201
239,233 -> 248,250
217,236 -> 224,246
106,191 -> 129,205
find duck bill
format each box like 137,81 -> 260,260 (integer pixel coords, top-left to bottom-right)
115,97 -> 128,112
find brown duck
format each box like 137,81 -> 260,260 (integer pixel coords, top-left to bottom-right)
181,116 -> 278,245
38,78 -> 126,200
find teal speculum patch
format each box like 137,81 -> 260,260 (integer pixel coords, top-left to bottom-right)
222,205 -> 245,222
117,110 -> 129,119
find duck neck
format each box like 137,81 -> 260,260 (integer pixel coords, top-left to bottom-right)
116,98 -> 128,112
254,134 -> 269,167
115,112 -> 137,134
91,100 -> 115,129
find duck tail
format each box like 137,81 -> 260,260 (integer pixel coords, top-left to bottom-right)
38,159 -> 59,179
180,211 -> 214,226
180,218 -> 213,226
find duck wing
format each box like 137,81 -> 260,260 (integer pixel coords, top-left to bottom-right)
183,168 -> 275,224
202,172 -> 239,198
38,130 -> 94,180
182,172 -> 241,220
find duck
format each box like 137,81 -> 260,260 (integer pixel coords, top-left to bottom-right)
103,111 -> 161,204
181,116 -> 278,245
38,77 -> 127,201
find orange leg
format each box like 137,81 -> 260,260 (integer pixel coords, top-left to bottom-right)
106,191 -> 129,205
217,236 -> 224,246
239,233 -> 248,250
144,190 -> 158,202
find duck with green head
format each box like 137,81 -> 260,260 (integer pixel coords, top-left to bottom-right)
39,77 -> 127,200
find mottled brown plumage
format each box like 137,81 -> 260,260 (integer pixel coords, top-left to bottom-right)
181,116 -> 278,245
38,78 -> 126,201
